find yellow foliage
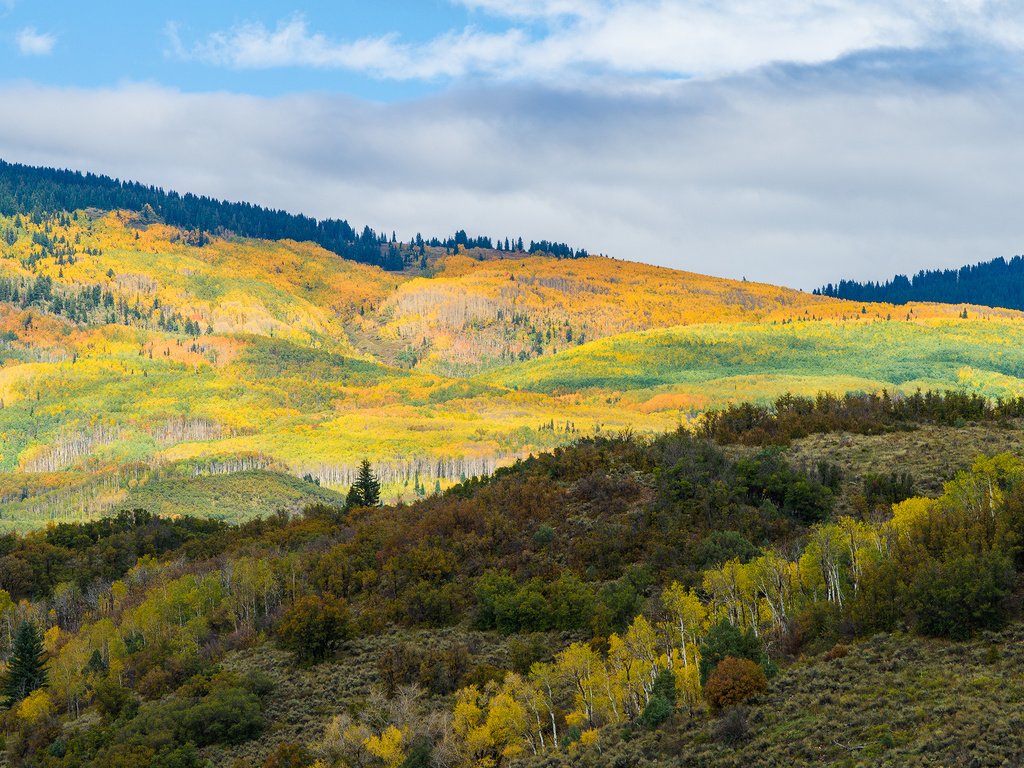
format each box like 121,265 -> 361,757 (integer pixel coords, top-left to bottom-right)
890,497 -> 935,539
580,728 -> 600,749
43,624 -> 63,653
17,689 -> 53,723
362,725 -> 405,768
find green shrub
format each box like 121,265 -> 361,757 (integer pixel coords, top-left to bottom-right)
699,620 -> 765,684
276,594 -> 351,663
638,694 -> 673,729
908,552 -> 1014,639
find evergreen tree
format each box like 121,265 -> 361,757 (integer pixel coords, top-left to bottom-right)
2,620 -> 48,706
345,459 -> 381,509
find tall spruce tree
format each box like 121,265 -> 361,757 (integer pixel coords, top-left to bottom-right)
346,459 -> 381,509
2,620 -> 48,706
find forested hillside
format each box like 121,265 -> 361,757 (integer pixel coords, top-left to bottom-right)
2,399 -> 1024,767
817,254 -> 1024,310
1,196 -> 1023,531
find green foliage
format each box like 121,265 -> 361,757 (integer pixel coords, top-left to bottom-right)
2,620 -> 48,706
637,694 -> 673,729
699,621 -> 765,685
346,459 -> 382,509
735,449 -> 833,523
92,679 -> 138,721
694,531 -> 761,569
276,594 -> 351,664
906,552 -> 1014,639
638,668 -> 678,729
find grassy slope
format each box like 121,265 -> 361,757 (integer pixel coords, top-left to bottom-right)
483,317 -> 1024,408
204,622 -> 1024,768
587,624 -> 1024,768
116,470 -> 347,523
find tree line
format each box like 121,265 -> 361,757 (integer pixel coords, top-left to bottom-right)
700,389 -> 1024,445
0,161 -> 590,271
816,254 -> 1024,310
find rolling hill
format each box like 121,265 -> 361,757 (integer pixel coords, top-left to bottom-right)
1,195 -> 1024,530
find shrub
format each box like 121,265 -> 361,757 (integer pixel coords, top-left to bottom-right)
824,643 -> 849,661
92,679 -> 139,721
177,684 -> 263,746
704,657 -> 768,712
695,531 -> 761,569
712,706 -> 751,745
276,594 -> 351,664
261,742 -> 315,768
637,694 -> 673,729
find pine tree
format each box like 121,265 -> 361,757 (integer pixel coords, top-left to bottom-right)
2,620 -> 48,706
346,459 -> 381,509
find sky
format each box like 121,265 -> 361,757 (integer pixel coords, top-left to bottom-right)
1,2 -> 1023,288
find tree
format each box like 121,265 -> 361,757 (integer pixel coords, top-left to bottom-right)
2,620 -> 48,706
698,620 -> 765,684
275,594 -> 351,664
346,459 -> 381,509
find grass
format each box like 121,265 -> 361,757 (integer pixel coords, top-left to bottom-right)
484,318 -> 1024,402
620,624 -> 1024,767
115,470 -> 347,523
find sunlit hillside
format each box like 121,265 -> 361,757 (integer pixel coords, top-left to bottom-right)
363,254 -> 993,375
482,315 -> 1024,410
2,207 -> 1022,531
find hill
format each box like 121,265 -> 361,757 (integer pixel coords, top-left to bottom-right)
3,410 -> 1024,767
2,198 -> 1024,530
818,254 -> 1024,310
482,313 -> 1024,408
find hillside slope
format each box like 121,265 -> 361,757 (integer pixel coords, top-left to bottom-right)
2,206 -> 1023,530
483,314 -> 1024,409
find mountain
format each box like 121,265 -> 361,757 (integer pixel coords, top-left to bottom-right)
0,178 -> 1023,531
0,160 -> 587,272
817,254 -> 1024,310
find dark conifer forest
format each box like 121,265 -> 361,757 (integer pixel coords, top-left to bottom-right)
0,161 -> 588,271
817,255 -> 1024,310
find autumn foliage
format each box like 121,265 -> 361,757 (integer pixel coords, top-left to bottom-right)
703,657 -> 768,712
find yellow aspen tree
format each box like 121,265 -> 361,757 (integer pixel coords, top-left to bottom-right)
555,642 -> 601,727
661,583 -> 706,670
363,725 -> 406,768
528,661 -> 561,750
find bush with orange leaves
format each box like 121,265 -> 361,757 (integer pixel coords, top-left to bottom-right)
703,656 -> 768,712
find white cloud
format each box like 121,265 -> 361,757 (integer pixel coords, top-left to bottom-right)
16,27 -> 56,56
168,16 -> 527,80
1,62 -> 1023,290
169,2 -> 1024,83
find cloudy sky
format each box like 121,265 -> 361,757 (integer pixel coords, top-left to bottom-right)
1,1 -> 1023,288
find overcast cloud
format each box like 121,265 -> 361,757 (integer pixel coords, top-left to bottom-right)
2,2 -> 1023,288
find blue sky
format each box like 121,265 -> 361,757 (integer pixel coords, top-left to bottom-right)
2,2 -> 499,100
2,1 -> 1024,287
